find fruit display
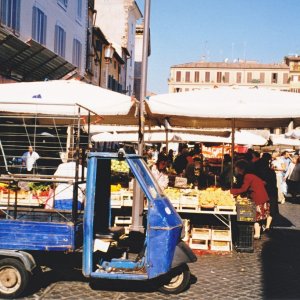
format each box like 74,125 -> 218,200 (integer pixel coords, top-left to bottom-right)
111,184 -> 122,192
111,160 -> 130,173
198,188 -> 235,207
236,195 -> 252,205
164,187 -> 181,201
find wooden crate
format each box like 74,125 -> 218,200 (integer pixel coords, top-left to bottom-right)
111,192 -> 122,208
189,238 -> 209,250
215,205 -> 236,213
210,240 -> 230,251
121,191 -> 133,207
191,227 -> 211,240
114,216 -> 132,234
211,227 -> 231,242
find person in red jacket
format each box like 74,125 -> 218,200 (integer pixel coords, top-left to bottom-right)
231,160 -> 270,239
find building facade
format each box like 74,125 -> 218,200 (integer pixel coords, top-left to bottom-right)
94,0 -> 142,96
168,61 -> 290,93
0,0 -> 88,79
284,56 -> 300,93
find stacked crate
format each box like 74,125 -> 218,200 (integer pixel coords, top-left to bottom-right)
189,227 -> 211,250
211,227 -> 231,251
114,216 -> 132,234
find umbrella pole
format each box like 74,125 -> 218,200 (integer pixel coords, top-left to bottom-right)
131,0 -> 151,234
221,142 -> 225,173
231,119 -> 235,187
165,128 -> 169,152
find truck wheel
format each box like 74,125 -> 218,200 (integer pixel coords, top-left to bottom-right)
158,264 -> 191,294
0,258 -> 29,299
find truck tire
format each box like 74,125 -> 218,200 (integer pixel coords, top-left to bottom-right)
158,264 -> 191,294
0,258 -> 29,299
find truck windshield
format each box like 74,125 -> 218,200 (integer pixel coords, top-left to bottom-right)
129,158 -> 164,200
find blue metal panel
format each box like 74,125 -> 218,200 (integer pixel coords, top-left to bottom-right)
82,156 -> 97,277
0,220 -> 76,251
100,258 -> 145,270
146,197 -> 182,279
90,271 -> 148,280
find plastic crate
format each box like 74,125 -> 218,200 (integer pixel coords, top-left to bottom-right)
236,203 -> 256,222
235,223 -> 254,253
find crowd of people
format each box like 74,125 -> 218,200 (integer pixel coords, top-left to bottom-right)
146,145 -> 300,240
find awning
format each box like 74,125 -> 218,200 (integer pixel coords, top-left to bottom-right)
0,27 -> 76,81
270,134 -> 300,147
147,87 -> 300,128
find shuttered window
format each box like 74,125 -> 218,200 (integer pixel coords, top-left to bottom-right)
72,38 -> 82,69
247,72 -> 252,83
236,72 -> 242,83
176,71 -> 181,82
1,0 -> 20,32
224,72 -> 229,83
205,72 -> 210,82
194,71 -> 200,82
54,25 -> 66,58
260,72 -> 265,83
32,6 -> 47,45
283,73 -> 289,84
185,71 -> 190,82
216,72 -> 222,83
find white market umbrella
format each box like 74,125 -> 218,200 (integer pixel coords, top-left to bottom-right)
285,129 -> 300,139
270,134 -> 300,147
147,87 -> 300,128
0,80 -> 133,117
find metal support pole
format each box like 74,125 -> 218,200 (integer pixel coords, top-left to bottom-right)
105,62 -> 109,89
231,119 -> 235,187
72,107 -> 81,223
130,0 -> 151,233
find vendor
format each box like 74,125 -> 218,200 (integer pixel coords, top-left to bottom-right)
22,146 -> 39,174
230,160 -> 270,240
185,157 -> 201,187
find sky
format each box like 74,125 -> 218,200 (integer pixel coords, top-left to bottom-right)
136,0 -> 300,94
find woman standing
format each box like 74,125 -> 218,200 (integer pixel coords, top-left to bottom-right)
231,160 -> 270,239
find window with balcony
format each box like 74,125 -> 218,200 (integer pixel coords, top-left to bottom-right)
216,72 -> 222,83
205,71 -> 210,83
32,6 -> 47,45
54,24 -> 66,58
72,38 -> 82,69
185,71 -> 190,82
194,71 -> 200,82
176,71 -> 181,82
236,72 -> 242,83
1,0 -> 20,32
271,73 -> 278,84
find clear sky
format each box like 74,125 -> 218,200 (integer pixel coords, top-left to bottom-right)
136,0 -> 300,94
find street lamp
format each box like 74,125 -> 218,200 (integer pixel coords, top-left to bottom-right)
104,43 -> 114,89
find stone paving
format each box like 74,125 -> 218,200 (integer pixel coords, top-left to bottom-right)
20,201 -> 300,300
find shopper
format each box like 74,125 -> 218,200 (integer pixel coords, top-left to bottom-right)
271,152 -> 286,203
230,160 -> 270,239
185,157 -> 201,186
281,151 -> 291,199
167,149 -> 174,168
22,146 -> 39,174
255,153 -> 278,230
285,155 -> 300,197
157,147 -> 168,172
219,154 -> 232,189
174,146 -> 189,175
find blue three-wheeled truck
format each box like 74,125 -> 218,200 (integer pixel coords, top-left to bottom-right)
0,152 -> 196,298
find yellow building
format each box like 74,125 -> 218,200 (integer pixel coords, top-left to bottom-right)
284,56 -> 300,93
168,61 -> 290,93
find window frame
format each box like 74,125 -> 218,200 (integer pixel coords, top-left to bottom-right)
32,6 -> 47,46
54,24 -> 66,58
1,0 -> 21,33
72,38 -> 82,69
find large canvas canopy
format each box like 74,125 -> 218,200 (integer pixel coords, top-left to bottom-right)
0,80 -> 133,117
147,87 -> 300,128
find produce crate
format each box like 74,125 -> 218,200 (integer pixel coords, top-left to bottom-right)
216,205 -> 236,213
121,191 -> 133,207
236,203 -> 256,222
191,227 -> 211,240
235,223 -> 254,253
114,216 -> 132,234
189,238 -> 209,250
111,192 -> 122,208
180,195 -> 199,211
211,227 -> 231,241
210,240 -> 230,252
169,199 -> 180,209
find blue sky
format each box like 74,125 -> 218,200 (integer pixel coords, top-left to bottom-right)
136,0 -> 300,94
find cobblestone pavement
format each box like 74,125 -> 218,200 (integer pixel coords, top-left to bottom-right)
20,201 -> 300,300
